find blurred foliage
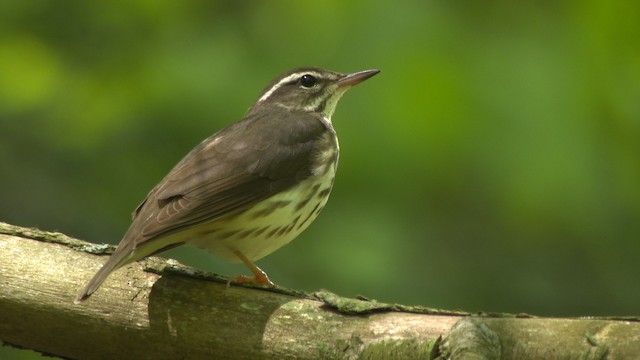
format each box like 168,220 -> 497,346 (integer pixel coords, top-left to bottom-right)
1,1 -> 639,357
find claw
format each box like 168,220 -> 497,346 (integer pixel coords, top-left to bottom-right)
232,250 -> 275,287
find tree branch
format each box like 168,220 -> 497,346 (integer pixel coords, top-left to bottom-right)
0,222 -> 638,359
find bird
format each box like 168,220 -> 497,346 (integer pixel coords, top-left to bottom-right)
76,66 -> 380,301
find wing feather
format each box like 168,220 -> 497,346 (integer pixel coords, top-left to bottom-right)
125,108 -> 329,250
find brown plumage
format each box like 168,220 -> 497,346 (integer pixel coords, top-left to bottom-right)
76,67 -> 379,301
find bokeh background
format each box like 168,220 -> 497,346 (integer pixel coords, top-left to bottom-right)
1,1 -> 639,357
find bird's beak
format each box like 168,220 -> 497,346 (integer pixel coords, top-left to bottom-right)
337,69 -> 381,88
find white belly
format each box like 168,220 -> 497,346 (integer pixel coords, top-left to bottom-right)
187,164 -> 336,262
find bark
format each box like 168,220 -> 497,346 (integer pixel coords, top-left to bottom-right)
0,222 -> 638,359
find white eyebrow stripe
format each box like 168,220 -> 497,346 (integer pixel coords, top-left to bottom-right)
257,71 -> 322,103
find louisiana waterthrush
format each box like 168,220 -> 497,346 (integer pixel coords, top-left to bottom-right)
76,67 -> 379,301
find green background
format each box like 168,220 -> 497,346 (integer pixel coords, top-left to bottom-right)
1,1 -> 639,357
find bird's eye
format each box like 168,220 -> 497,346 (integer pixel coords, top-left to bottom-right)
299,74 -> 317,88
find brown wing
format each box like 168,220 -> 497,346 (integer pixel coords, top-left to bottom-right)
76,107 -> 332,301
128,107 -> 330,250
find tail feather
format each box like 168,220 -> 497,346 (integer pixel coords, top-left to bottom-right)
75,242 -> 134,303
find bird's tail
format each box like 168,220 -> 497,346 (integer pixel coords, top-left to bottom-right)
74,242 -> 133,303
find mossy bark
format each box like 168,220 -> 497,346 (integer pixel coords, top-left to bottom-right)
0,222 -> 638,359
